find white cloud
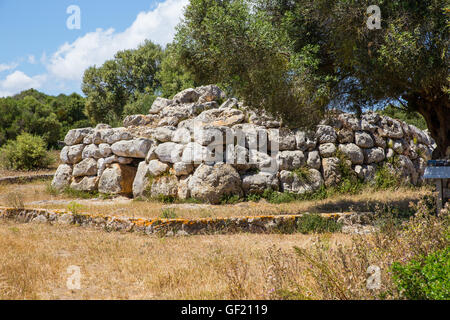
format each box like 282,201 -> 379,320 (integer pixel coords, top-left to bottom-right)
0,62 -> 18,73
0,71 -> 46,97
28,55 -> 36,64
46,0 -> 188,82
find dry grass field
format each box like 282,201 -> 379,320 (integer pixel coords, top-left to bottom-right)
0,220 -> 351,300
0,179 -> 433,220
0,176 -> 444,300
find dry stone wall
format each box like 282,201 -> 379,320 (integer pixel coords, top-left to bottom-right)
52,85 -> 436,204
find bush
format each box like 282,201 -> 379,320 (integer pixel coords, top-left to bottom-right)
297,214 -> 343,234
391,247 -> 450,300
0,133 -> 53,170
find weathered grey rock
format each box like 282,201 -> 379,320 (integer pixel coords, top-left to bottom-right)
99,144 -> 112,158
132,162 -> 149,198
172,127 -> 192,144
280,169 -> 323,194
123,114 -> 152,127
295,130 -> 317,151
72,158 -> 97,177
158,116 -> 180,127
64,128 -> 93,146
337,128 -> 354,144
173,162 -> 194,176
188,164 -> 243,204
155,142 -> 184,163
98,164 -> 137,195
149,175 -> 178,198
277,150 -> 306,171
219,98 -> 239,110
181,142 -> 211,164
196,84 -> 225,103
338,143 -> 364,165
153,126 -> 175,143
225,145 -> 251,172
149,97 -> 173,114
241,172 -> 279,195
373,134 -> 386,148
363,147 -> 385,164
379,117 -> 404,139
417,144 -> 433,161
355,131 -> 374,148
196,107 -> 245,127
322,157 -> 341,187
319,143 -> 337,158
391,139 -> 405,154
386,148 -> 395,159
92,127 -> 133,145
338,113 -> 361,131
145,146 -> 158,163
307,151 -> 321,170
173,88 -> 200,104
354,164 -> 376,182
51,164 -> 72,191
193,126 -> 226,146
316,125 -> 337,144
111,138 -> 153,158
82,144 -> 102,159
104,155 -> 133,165
269,128 -> 296,151
177,176 -> 191,200
97,158 -> 106,177
61,144 -> 85,164
70,176 -> 99,192
148,160 -> 169,177
397,155 -> 418,185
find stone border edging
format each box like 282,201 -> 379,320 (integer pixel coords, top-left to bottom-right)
0,207 -> 351,237
0,174 -> 54,185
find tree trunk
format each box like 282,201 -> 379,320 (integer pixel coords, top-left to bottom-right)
407,91 -> 450,159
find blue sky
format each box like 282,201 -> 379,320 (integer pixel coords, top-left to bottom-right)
0,0 -> 188,97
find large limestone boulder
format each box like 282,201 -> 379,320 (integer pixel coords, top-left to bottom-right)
51,164 -> 72,191
188,164 -> 243,204
322,157 -> 342,187
316,125 -> 337,144
60,145 -> 85,164
338,143 -> 364,165
92,127 -> 133,145
148,175 -> 179,198
307,151 -> 321,170
72,158 -> 97,177
241,172 -> 279,195
70,176 -> 99,192
98,164 -> 137,195
319,143 -> 337,158
64,128 -> 93,146
363,147 -> 385,164
295,130 -> 317,151
277,150 -> 306,171
111,138 -> 153,158
149,97 -> 173,114
279,169 -> 323,194
355,131 -> 374,148
155,142 -> 185,163
196,84 -> 226,103
173,88 -> 201,104
354,164 -> 376,182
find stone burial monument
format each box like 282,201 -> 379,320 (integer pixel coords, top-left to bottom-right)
52,85 -> 435,204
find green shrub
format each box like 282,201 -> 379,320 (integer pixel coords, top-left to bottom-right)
391,247 -> 450,300
0,133 -> 53,170
297,214 -> 343,234
220,194 -> 242,205
160,208 -> 178,219
374,164 -> 399,190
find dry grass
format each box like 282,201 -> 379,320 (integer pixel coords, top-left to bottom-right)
0,220 -> 351,300
0,180 -> 433,220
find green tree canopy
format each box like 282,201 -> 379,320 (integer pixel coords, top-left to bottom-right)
172,0 -> 449,156
82,40 -> 164,124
